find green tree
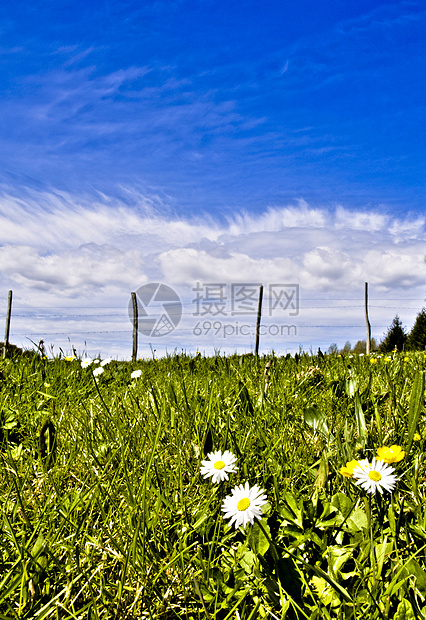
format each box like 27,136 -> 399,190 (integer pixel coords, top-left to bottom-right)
351,338 -> 378,354
379,315 -> 408,353
352,340 -> 365,354
340,341 -> 351,355
406,308 -> 426,351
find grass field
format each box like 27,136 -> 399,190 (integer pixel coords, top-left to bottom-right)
1,349 -> 425,619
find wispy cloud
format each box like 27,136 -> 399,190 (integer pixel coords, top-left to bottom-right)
0,188 -> 424,357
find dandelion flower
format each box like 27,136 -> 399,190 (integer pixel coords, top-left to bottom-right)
81,358 -> 93,368
352,458 -> 397,494
339,459 -> 360,478
131,369 -> 142,379
200,450 -> 237,483
93,366 -> 104,377
370,358 -> 377,364
376,445 -> 405,464
64,355 -> 75,362
222,482 -> 267,529
414,433 -> 421,442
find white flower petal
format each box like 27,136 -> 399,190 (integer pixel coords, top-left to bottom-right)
221,482 -> 267,529
200,450 -> 238,484
353,457 -> 397,494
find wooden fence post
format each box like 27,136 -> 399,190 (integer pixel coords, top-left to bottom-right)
255,285 -> 263,357
131,292 -> 138,362
3,290 -> 12,359
365,282 -> 371,355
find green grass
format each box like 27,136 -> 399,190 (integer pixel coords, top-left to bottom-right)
1,350 -> 426,619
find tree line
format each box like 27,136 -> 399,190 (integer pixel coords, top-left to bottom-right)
328,308 -> 426,355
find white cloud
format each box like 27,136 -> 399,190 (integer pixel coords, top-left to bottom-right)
389,216 -> 426,241
227,200 -> 327,234
0,244 -> 146,296
0,187 -> 221,251
0,187 -> 425,357
302,247 -> 360,288
159,249 -> 298,284
335,205 -> 388,232
363,250 -> 425,289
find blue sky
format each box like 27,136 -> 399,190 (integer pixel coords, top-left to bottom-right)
0,0 -> 425,358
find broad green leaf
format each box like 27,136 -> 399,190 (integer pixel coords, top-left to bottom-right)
395,599 -> 415,620
374,538 -> 392,578
311,576 -> 341,608
327,546 -> 352,580
239,549 -> 256,572
280,491 -> 303,527
248,520 -> 270,556
346,507 -> 368,533
331,493 -> 354,519
403,558 -> 426,596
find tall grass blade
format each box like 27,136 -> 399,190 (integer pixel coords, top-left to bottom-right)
406,371 -> 424,454
354,393 -> 367,448
304,406 -> 329,439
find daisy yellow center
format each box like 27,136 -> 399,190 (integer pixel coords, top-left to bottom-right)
214,460 -> 225,470
237,497 -> 251,511
368,471 -> 382,482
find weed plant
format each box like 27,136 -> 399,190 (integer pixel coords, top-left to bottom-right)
0,350 -> 426,619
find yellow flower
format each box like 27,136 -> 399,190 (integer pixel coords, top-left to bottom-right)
64,355 -> 75,362
376,445 -> 405,464
370,358 -> 377,364
339,459 -> 360,477
413,433 -> 421,442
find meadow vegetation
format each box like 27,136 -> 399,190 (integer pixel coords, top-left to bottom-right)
1,348 -> 426,619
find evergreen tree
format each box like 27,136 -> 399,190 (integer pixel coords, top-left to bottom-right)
379,315 -> 407,353
406,308 -> 426,351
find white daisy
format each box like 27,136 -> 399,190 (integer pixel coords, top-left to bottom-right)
352,458 -> 397,494
200,450 -> 237,484
131,369 -> 142,379
81,358 -> 93,368
222,482 -> 268,529
100,357 -> 113,367
92,366 -> 104,377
